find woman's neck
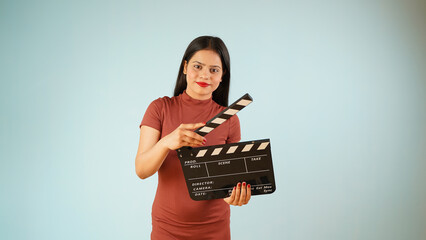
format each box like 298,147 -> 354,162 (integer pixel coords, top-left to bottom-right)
185,88 -> 212,101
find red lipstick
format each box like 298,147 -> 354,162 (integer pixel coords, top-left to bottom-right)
196,82 -> 210,88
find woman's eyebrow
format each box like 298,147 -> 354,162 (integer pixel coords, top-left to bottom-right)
192,61 -> 222,69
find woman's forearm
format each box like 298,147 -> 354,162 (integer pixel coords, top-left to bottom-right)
135,123 -> 205,179
135,138 -> 170,179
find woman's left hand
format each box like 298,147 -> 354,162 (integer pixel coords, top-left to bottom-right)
223,182 -> 251,206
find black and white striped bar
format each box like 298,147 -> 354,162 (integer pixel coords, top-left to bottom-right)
194,93 -> 253,137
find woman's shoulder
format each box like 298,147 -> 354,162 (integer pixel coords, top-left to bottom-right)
149,95 -> 180,106
144,95 -> 184,117
141,95 -> 179,124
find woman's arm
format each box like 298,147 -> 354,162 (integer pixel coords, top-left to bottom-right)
135,123 -> 206,179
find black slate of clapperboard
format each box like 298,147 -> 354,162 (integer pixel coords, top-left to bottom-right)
177,93 -> 276,201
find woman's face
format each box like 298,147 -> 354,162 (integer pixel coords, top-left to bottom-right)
183,49 -> 223,100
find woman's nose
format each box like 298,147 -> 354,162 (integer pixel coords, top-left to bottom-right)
200,69 -> 210,79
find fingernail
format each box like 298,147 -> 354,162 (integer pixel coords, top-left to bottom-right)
242,182 -> 246,187
247,184 -> 251,188
237,182 -> 241,187
203,138 -> 207,143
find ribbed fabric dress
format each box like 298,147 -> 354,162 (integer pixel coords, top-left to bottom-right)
140,90 -> 241,240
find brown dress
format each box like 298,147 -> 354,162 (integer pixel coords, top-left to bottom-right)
140,91 -> 241,240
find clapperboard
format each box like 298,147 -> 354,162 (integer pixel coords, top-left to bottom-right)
177,94 -> 276,201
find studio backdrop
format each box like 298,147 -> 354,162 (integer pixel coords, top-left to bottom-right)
1,0 -> 425,240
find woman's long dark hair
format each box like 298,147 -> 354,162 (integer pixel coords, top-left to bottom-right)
173,36 -> 231,107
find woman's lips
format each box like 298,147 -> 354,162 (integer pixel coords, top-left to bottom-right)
196,82 -> 210,88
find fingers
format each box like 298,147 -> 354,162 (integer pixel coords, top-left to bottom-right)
179,122 -> 206,130
179,123 -> 206,146
164,123 -> 206,150
233,182 -> 241,204
223,186 -> 236,204
182,140 -> 204,148
180,135 -> 205,147
246,183 -> 252,203
183,130 -> 206,144
238,182 -> 247,206
224,182 -> 251,206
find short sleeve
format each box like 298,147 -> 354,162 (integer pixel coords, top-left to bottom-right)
139,98 -> 163,131
226,115 -> 241,144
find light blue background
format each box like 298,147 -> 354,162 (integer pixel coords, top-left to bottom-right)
1,0 -> 425,239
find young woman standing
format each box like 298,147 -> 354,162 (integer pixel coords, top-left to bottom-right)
136,36 -> 251,239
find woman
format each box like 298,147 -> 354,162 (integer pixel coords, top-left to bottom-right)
135,36 -> 251,239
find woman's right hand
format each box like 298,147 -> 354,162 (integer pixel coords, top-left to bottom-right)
161,122 -> 207,150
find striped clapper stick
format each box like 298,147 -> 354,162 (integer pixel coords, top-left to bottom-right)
193,93 -> 253,136
177,94 -> 276,201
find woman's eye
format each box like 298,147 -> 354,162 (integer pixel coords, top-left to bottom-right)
194,65 -> 201,69
211,68 -> 219,73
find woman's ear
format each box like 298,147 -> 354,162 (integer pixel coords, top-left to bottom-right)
183,60 -> 188,74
